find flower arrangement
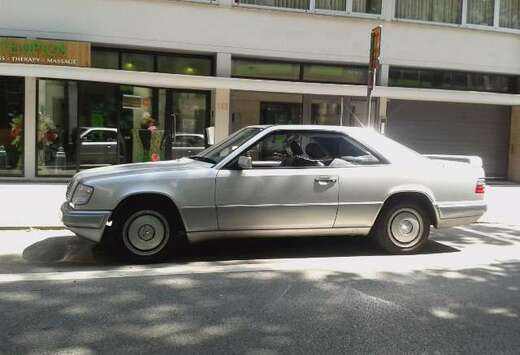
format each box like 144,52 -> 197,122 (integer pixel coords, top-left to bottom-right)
37,112 -> 58,146
8,114 -> 23,152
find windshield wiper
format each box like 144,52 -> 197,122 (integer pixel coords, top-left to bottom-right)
189,156 -> 216,164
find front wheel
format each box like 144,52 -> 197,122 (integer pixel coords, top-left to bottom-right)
110,205 -> 181,262
372,201 -> 431,254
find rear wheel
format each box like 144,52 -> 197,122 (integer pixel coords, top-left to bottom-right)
110,203 -> 183,262
372,201 -> 430,254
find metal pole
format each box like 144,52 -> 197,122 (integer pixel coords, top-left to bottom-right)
366,68 -> 376,128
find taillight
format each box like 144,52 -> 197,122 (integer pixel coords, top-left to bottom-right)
475,179 -> 486,194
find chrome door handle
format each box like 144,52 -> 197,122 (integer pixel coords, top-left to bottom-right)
315,176 -> 337,184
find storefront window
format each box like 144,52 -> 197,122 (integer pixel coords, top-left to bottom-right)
121,52 -> 154,72
120,86 -> 163,163
157,55 -> 213,76
0,76 -> 24,176
37,80 -> 78,176
260,102 -> 302,125
78,82 -> 119,169
170,91 -> 210,159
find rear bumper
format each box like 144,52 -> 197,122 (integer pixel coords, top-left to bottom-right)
436,201 -> 487,228
60,202 -> 111,243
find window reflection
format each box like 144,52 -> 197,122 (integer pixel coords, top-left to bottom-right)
37,80 -> 78,176
0,76 -> 24,176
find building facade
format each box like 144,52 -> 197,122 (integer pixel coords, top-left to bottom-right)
0,0 -> 519,180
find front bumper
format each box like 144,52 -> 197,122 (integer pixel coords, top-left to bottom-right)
61,202 -> 111,243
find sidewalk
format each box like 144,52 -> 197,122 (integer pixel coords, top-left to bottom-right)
0,182 -> 518,228
0,183 -> 67,228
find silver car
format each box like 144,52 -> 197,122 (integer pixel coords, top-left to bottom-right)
61,125 -> 487,262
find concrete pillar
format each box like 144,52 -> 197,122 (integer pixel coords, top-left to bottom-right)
212,53 -> 232,142
379,64 -> 390,87
508,106 -> 520,182
214,89 -> 231,143
216,52 -> 232,78
24,77 -> 36,179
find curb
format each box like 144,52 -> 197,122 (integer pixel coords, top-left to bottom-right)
0,226 -> 66,231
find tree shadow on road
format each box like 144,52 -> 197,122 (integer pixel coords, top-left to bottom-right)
0,260 -> 519,354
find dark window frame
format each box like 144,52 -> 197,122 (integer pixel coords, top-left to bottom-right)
91,47 -> 216,76
389,66 -> 519,94
232,57 -> 369,85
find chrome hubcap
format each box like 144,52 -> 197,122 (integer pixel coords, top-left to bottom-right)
123,211 -> 169,256
388,208 -> 423,247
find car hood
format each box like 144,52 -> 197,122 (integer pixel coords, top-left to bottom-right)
74,158 -> 212,182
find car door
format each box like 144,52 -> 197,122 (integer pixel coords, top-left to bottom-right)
215,130 -> 340,231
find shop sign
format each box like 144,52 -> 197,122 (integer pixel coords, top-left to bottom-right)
0,38 -> 90,67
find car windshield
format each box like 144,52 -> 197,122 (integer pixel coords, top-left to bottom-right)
194,127 -> 264,165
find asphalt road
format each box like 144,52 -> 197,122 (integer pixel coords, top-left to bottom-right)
0,223 -> 519,355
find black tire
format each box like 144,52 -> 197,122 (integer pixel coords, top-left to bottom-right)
109,202 -> 185,263
372,201 -> 431,255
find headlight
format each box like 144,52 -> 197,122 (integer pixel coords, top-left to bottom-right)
72,184 -> 94,206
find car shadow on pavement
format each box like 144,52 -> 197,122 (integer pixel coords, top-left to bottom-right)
10,221 -> 519,272
181,237 -> 458,263
9,232 -> 459,271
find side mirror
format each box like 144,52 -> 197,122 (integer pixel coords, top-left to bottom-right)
237,155 -> 252,169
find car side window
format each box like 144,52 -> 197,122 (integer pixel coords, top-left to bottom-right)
237,130 -> 380,169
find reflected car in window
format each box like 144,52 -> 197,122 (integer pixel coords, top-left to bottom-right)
61,125 -> 487,262
171,133 -> 205,159
79,127 -> 119,167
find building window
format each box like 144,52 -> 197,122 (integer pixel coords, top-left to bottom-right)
91,48 -> 214,76
302,64 -> 368,84
352,0 -> 382,14
315,0 -> 346,11
500,0 -> 520,29
238,0 -> 310,10
157,55 -> 213,76
467,0 -> 495,26
91,49 -> 119,69
0,76 -> 24,176
389,67 -> 519,94
232,58 -> 368,85
396,0 -> 463,24
121,52 -> 154,72
232,59 -> 301,80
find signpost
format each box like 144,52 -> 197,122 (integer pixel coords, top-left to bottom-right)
0,38 -> 91,67
367,25 -> 382,128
